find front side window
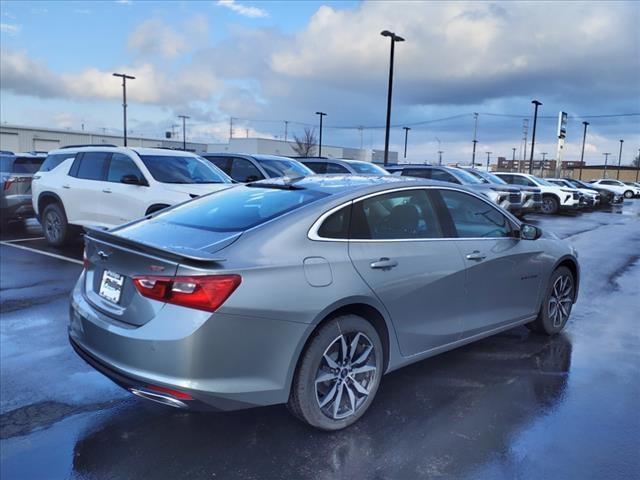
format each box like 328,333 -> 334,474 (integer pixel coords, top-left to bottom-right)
139,155 -> 229,184
430,169 -> 459,184
229,158 -> 264,182
439,190 -> 512,238
74,152 -> 110,180
351,189 -> 443,240
303,162 -> 328,174
257,158 -> 312,178
151,186 -> 328,233
107,153 -> 145,183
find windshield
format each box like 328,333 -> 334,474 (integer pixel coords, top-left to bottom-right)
469,170 -> 507,184
256,158 -> 312,178
139,155 -> 231,184
348,162 -> 390,175
534,177 -> 556,187
154,185 -> 328,232
452,168 -> 483,184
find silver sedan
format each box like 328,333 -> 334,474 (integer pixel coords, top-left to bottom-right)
69,175 -> 579,430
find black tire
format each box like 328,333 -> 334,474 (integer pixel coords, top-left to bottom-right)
288,315 -> 383,431
42,202 -> 73,246
624,190 -> 634,199
527,266 -> 574,336
540,195 -> 559,215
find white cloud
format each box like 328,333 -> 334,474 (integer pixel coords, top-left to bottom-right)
216,0 -> 268,18
115,0 -> 131,4
0,23 -> 21,35
74,9 -> 92,15
127,18 -> 188,58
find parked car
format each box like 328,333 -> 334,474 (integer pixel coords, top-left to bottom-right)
1,151 -> 47,228
297,157 -> 390,175
70,175 -> 579,430
589,179 -> 639,199
386,165 -> 523,214
463,168 -> 542,215
561,178 -> 623,205
494,172 -> 582,214
33,146 -> 233,246
201,153 -> 313,182
546,178 -> 599,207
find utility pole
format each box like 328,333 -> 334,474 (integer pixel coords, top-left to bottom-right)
578,121 -> 589,180
229,117 -> 234,140
485,152 -> 492,172
402,127 -> 410,158
284,121 -> 289,142
171,124 -> 179,139
603,152 -> 611,178
616,139 -> 624,180
512,147 -> 516,161
381,30 -> 405,166
521,119 -> 529,172
315,111 -> 327,157
112,72 -> 135,146
636,148 -> 639,182
178,115 -> 189,150
438,150 -> 443,165
529,100 -> 542,174
472,112 -> 479,165
541,152 -> 548,177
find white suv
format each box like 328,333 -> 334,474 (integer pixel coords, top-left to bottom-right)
33,146 -> 233,246
589,179 -> 640,199
494,172 -> 581,214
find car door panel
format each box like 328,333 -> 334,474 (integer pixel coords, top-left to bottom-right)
346,188 -> 468,357
101,153 -> 150,226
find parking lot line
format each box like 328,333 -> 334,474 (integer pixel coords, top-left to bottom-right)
0,240 -> 83,265
3,236 -> 46,243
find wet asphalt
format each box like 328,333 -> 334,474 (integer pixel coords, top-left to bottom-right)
1,202 -> 639,480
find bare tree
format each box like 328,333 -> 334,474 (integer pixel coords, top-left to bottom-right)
292,128 -> 317,157
632,154 -> 640,168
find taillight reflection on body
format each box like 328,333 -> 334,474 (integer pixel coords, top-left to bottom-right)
133,274 -> 241,312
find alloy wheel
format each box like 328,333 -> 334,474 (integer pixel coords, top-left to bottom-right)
548,275 -> 573,328
624,191 -> 633,199
45,211 -> 61,242
541,198 -> 555,214
315,332 -> 377,420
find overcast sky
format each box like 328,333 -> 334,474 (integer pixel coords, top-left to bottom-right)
1,0 -> 639,164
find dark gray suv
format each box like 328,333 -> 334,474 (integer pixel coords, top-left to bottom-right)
202,154 -> 312,182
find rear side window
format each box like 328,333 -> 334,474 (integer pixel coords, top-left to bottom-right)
304,162 -> 327,174
12,157 -> 45,173
510,176 -> 536,187
73,152 -> 110,180
317,205 -> 351,239
439,190 -> 511,238
351,189 -> 443,240
153,186 -> 328,232
402,168 -> 430,178
229,158 -> 264,182
107,153 -> 144,183
40,153 -> 76,172
204,156 -> 231,174
430,169 -> 459,183
325,162 -> 350,174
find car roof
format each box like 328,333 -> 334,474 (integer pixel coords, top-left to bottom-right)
47,146 -> 199,157
203,153 -> 297,162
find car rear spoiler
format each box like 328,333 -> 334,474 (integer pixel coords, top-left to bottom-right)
84,226 -> 227,264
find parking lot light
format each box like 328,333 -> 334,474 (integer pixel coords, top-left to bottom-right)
485,151 -> 492,171
579,122 -> 589,180
403,127 -> 410,158
616,139 -> 624,180
529,100 -> 542,174
112,73 -> 135,147
381,30 -> 405,166
178,115 -> 190,151
603,152 -> 611,178
315,112 -> 327,157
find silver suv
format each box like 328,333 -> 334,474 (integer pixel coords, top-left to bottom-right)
1,151 -> 46,228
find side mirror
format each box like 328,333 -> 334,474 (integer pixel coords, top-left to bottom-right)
121,174 -> 143,185
520,223 -> 542,240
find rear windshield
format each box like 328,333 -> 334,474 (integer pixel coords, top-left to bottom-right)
40,153 -> 76,172
139,155 -> 230,184
348,162 -> 389,175
255,158 -> 312,178
10,157 -> 45,173
154,186 -> 328,232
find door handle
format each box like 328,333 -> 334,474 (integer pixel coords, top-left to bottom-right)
102,189 -> 112,194
465,251 -> 487,261
370,257 -> 398,269
62,185 -> 70,189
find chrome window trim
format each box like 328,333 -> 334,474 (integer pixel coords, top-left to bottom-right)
308,185 -> 519,243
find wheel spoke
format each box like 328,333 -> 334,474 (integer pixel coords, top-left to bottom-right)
348,376 -> 371,396
345,383 -> 356,415
339,335 -> 349,364
318,381 -> 338,408
332,383 -> 344,419
351,365 -> 376,376
352,345 -> 373,366
349,333 -> 362,362
315,370 -> 338,384
323,353 -> 339,370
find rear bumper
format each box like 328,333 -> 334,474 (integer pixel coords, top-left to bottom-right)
69,275 -> 309,411
1,195 -> 34,220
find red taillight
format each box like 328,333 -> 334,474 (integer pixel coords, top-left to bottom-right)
146,384 -> 193,400
133,274 -> 241,312
3,177 -> 15,191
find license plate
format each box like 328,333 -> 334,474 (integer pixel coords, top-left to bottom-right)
99,270 -> 124,304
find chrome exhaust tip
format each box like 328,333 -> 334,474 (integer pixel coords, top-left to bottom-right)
130,388 -> 188,409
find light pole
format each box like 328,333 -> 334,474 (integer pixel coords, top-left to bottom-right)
438,151 -> 443,165
616,139 -> 624,180
284,121 -> 289,142
529,100 -> 542,174
315,111 -> 326,157
402,127 -> 410,158
472,112 -> 479,165
603,152 -> 611,178
578,121 -> 589,180
485,151 -> 492,172
541,152 -> 548,177
112,72 -> 135,146
381,30 -> 405,166
512,147 -> 516,161
636,148 -> 640,182
178,115 -> 189,150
